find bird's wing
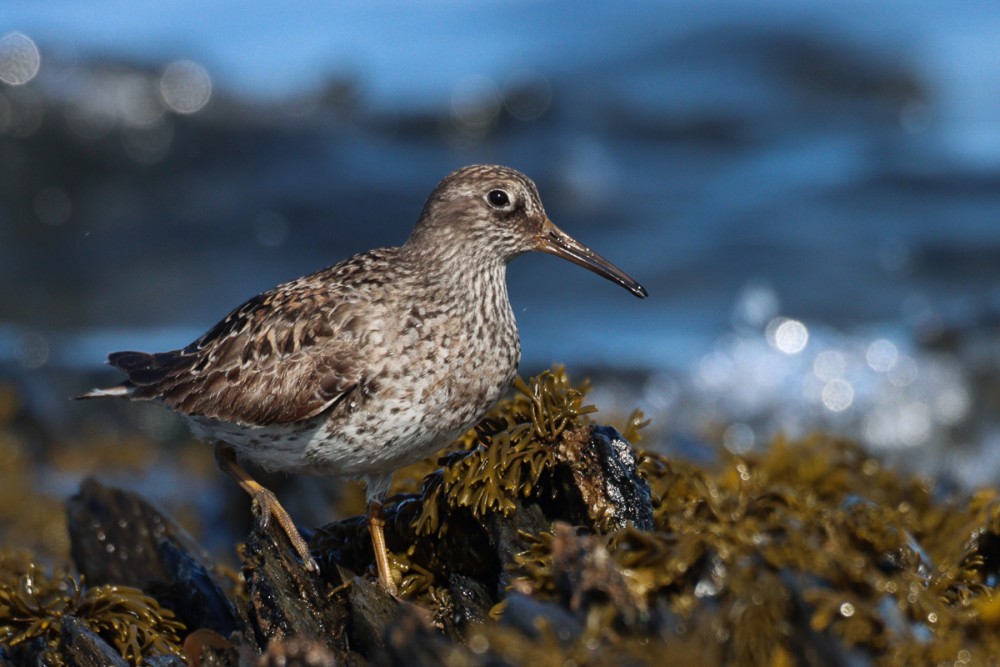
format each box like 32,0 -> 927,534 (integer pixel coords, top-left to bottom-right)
114,280 -> 373,426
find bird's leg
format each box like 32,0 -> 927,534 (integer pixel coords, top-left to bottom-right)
367,499 -> 398,596
214,443 -> 319,573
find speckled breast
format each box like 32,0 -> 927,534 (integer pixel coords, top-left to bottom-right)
302,302 -> 521,477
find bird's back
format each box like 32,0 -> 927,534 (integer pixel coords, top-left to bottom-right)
82,248 -> 404,427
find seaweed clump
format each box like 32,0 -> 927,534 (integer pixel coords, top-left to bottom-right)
413,369 -> 598,534
0,550 -> 185,665
507,435 -> 1000,665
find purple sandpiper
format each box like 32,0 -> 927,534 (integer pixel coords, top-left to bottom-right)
79,165 -> 646,595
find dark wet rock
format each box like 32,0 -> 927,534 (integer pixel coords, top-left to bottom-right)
487,502 -> 548,595
59,615 -> 129,667
145,656 -> 189,667
546,424 -> 654,532
4,638 -> 50,666
383,605 -> 477,667
447,573 -> 493,630
66,477 -> 238,635
500,593 -> 582,646
346,575 -> 401,658
426,573 -> 494,643
584,425 -> 655,531
67,477 -> 208,584
142,655 -> 189,667
311,497 -> 431,585
241,508 -> 351,660
156,538 -> 240,637
311,513 -> 371,579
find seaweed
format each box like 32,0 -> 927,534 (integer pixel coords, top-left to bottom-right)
503,433 -> 1000,664
0,551 -> 185,665
412,366 -> 597,536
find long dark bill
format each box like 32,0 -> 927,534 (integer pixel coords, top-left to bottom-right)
538,219 -> 648,298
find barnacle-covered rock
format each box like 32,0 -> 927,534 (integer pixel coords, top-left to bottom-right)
547,423 -> 653,532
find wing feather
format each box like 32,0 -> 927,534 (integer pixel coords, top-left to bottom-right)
113,276 -> 369,425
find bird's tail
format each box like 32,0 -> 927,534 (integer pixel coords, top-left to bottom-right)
74,350 -> 176,400
75,384 -> 132,400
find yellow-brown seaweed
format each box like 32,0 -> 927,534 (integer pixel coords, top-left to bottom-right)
0,551 -> 185,665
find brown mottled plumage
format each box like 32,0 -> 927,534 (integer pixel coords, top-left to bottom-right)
79,164 -> 646,594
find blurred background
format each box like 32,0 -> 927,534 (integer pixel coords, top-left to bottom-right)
2,1 -> 1000,559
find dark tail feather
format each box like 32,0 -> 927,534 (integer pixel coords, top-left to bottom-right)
76,349 -> 188,400
109,350 -> 189,386
108,350 -> 156,370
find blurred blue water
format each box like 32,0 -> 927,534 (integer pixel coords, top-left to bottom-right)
4,1 -> 1000,481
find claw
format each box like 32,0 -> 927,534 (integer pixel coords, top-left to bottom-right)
250,490 -> 272,529
216,443 -> 319,574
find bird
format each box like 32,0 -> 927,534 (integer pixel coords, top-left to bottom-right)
78,164 -> 647,595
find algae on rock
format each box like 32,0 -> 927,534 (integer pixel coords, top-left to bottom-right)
3,366 -> 1000,665
0,551 -> 185,666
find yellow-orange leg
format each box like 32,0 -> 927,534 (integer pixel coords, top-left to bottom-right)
368,500 -> 398,596
215,443 -> 319,573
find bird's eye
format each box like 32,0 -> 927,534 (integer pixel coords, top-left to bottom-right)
487,189 -> 511,208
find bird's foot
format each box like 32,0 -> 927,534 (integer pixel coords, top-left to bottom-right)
215,443 -> 319,573
377,568 -> 400,599
250,487 -> 320,574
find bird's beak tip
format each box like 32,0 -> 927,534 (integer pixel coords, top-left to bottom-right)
537,218 -> 647,300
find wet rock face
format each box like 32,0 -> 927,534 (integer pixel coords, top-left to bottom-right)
240,510 -> 350,659
552,424 -> 654,532
66,478 -> 239,638
591,424 -> 654,529
59,616 -> 130,667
